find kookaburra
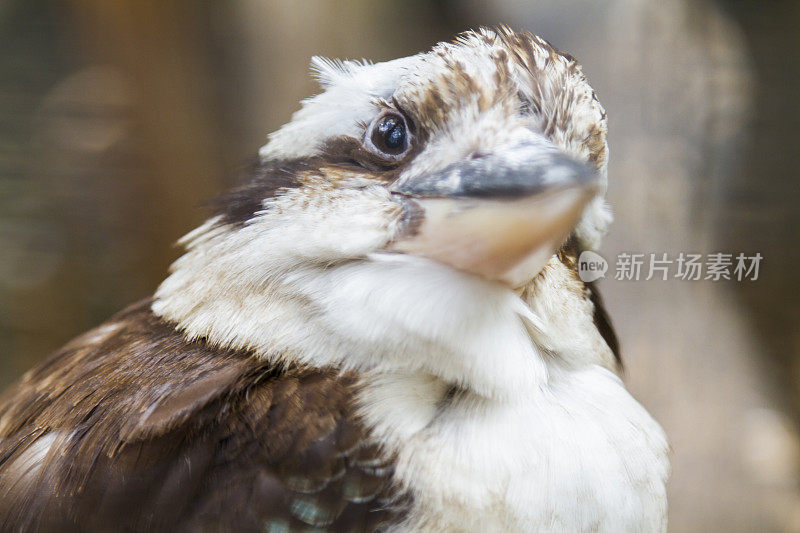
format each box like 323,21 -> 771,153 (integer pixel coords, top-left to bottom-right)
0,28 -> 669,532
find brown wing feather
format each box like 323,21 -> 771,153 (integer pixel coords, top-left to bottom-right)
0,300 -> 403,532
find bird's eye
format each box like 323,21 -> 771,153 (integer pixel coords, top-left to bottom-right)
366,111 -> 410,159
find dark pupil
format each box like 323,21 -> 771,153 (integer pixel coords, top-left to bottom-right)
375,115 -> 406,152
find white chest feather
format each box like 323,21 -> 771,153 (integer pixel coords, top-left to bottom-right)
359,368 -> 669,533
154,239 -> 669,532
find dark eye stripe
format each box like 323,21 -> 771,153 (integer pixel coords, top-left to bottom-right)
211,157 -> 306,227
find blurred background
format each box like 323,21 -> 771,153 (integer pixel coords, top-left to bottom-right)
0,0 -> 798,530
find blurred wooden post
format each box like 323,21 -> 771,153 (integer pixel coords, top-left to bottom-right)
3,1 -> 226,387
67,0 -> 225,281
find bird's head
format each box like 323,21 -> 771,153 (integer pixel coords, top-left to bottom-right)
154,28 -> 616,396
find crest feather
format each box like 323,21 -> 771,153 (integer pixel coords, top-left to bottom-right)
310,56 -> 371,87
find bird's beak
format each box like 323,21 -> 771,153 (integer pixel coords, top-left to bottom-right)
389,138 -> 599,287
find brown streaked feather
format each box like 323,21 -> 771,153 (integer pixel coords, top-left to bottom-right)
0,300 -> 403,532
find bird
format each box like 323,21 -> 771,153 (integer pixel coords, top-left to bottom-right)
0,27 -> 669,532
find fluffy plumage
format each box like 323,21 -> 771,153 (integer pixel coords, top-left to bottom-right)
0,27 -> 669,532
0,301 -> 401,531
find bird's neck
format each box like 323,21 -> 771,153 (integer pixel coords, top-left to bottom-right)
153,231 -> 614,400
